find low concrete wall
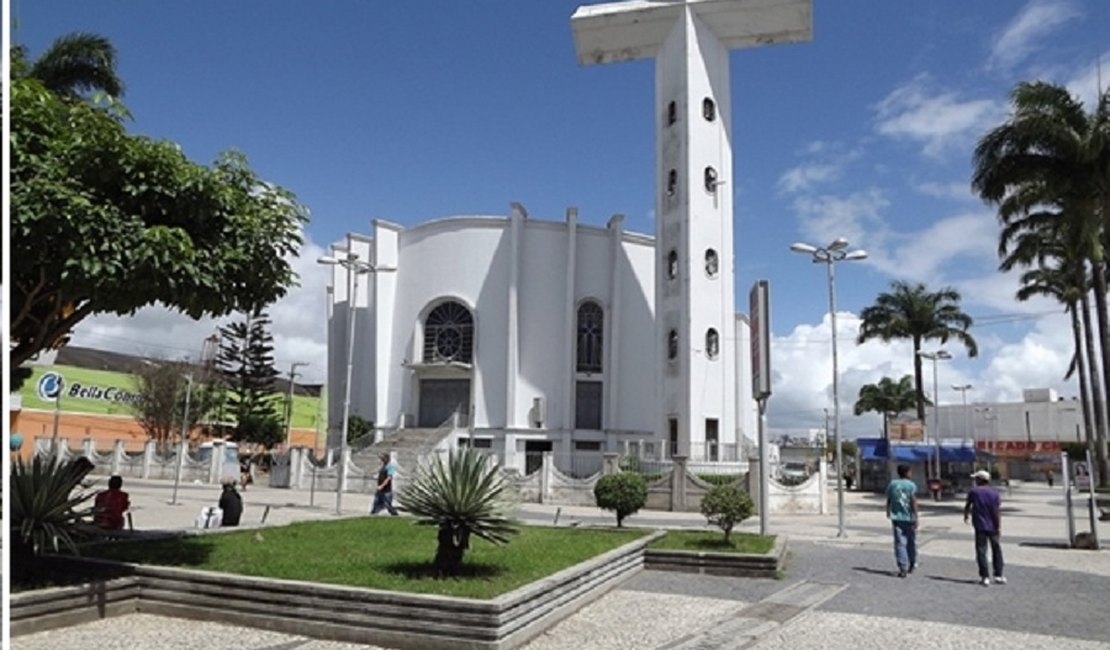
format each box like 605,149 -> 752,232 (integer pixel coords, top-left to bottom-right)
12,578 -> 140,636
12,530 -> 661,649
643,536 -> 787,579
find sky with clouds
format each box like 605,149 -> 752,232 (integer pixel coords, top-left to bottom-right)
13,0 -> 1109,437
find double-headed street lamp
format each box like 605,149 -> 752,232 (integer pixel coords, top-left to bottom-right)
318,251 -> 375,515
952,383 -> 973,454
918,349 -> 951,479
791,237 -> 868,538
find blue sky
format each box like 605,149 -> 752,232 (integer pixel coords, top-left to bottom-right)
13,1 -> 1110,435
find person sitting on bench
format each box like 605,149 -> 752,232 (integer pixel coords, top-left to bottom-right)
94,475 -> 130,530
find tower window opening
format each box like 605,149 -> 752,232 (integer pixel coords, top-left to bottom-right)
668,329 -> 679,360
703,97 -> 716,121
667,250 -> 679,280
705,249 -> 719,277
704,166 -> 718,193
706,328 -> 719,360
667,169 -> 677,197
667,100 -> 677,126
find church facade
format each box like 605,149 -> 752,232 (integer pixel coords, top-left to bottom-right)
323,0 -> 812,473
322,205 -> 757,470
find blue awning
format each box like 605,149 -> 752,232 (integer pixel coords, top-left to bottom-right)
858,438 -> 987,463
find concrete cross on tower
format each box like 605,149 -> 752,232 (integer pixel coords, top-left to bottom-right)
571,0 -> 811,459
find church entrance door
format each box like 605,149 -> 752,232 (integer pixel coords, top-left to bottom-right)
418,379 -> 470,428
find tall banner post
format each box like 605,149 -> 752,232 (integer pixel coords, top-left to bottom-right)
750,280 -> 772,536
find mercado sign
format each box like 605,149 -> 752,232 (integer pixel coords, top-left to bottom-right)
977,439 -> 1060,456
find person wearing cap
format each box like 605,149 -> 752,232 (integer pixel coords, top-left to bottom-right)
885,463 -> 919,578
965,469 -> 1005,586
370,452 -> 399,516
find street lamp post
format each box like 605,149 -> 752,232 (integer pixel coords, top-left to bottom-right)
318,251 -> 375,515
791,237 -> 868,538
953,383 -> 973,458
171,373 -> 194,506
918,350 -> 951,480
285,361 -> 309,449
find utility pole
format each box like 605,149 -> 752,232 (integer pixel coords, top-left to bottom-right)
285,361 -> 309,449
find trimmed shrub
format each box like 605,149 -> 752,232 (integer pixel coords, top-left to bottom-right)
700,484 -> 753,543
594,472 -> 648,527
696,473 -> 743,487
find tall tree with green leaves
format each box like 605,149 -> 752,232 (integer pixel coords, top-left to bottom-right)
973,80 -> 1110,486
217,307 -> 284,448
856,281 -> 979,421
854,375 -> 919,441
10,34 -> 308,390
20,32 -> 124,99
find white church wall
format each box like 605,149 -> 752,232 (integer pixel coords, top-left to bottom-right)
611,236 -> 657,435
516,221 -> 575,431
390,218 -> 511,429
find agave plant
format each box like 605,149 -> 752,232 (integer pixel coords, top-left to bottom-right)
11,455 -> 97,566
401,448 -> 519,576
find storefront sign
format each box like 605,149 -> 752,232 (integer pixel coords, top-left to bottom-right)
66,382 -> 143,405
977,439 -> 1060,455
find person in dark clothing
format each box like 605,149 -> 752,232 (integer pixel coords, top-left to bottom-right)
370,453 -> 399,516
965,470 -> 1005,586
219,480 -> 243,526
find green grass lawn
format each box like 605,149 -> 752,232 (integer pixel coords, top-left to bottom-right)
648,529 -> 775,554
84,518 -> 648,599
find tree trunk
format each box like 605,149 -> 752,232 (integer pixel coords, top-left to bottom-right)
1078,283 -> 1109,488
434,525 -> 469,576
913,336 -> 925,421
1070,304 -> 1095,458
1088,265 -> 1110,488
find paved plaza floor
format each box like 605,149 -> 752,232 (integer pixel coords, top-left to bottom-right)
13,478 -> 1110,649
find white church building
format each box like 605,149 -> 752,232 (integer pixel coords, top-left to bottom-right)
322,0 -> 810,473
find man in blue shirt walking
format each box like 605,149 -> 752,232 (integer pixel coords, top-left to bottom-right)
885,463 -> 919,578
965,469 -> 1005,586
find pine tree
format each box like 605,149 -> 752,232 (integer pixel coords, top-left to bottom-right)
216,307 -> 283,448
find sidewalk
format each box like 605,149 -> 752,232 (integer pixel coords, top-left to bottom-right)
17,477 -> 1110,650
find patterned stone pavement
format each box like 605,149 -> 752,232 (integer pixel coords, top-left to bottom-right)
14,480 -> 1109,649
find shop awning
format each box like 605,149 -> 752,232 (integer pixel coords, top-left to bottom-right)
858,438 -> 988,463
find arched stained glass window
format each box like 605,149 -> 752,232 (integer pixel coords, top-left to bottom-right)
423,301 -> 474,363
577,301 -> 604,373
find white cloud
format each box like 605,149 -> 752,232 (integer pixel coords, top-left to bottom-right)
778,142 -> 862,194
767,309 -> 1080,438
68,237 -> 332,384
778,163 -> 840,194
790,189 -> 889,249
874,74 -> 1004,157
865,211 -> 998,282
989,0 -> 1082,72
913,180 -> 977,202
1064,50 -> 1110,112
980,312 -> 1078,402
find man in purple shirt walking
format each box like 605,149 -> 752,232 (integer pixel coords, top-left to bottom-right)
964,470 -> 1005,586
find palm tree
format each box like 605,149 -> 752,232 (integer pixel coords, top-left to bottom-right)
401,448 -> 519,576
857,281 -> 979,421
973,81 -> 1110,486
1015,259 -> 1099,458
854,375 -> 919,441
15,32 -> 124,99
